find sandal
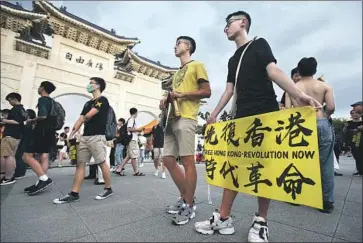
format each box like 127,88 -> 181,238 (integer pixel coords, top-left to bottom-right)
133,172 -> 145,176
116,171 -> 126,176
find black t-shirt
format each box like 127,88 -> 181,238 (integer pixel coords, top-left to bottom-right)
34,96 -> 54,132
59,132 -> 67,146
81,96 -> 109,136
3,104 -> 26,139
115,126 -> 123,144
152,124 -> 164,148
280,92 -> 286,105
346,120 -> 363,147
227,38 -> 279,118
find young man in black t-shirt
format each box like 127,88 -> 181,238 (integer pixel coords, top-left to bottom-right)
348,102 -> 363,175
195,11 -> 321,242
53,77 -> 114,204
151,121 -> 166,179
0,93 -> 26,186
23,81 -> 57,196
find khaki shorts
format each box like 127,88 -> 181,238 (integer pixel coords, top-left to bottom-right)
127,140 -> 139,159
1,137 -> 20,157
153,148 -> 163,160
77,135 -> 106,165
163,118 -> 197,157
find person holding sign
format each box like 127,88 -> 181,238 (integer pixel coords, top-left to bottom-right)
159,36 -> 211,225
285,57 -> 336,213
194,11 -> 321,243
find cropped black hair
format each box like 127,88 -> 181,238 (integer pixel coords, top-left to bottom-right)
130,108 -> 138,115
90,77 -> 106,93
5,92 -> 22,102
118,118 -> 125,124
177,36 -> 196,55
226,11 -> 251,33
291,67 -> 299,78
40,81 -> 56,94
26,109 -> 36,119
298,57 -> 317,77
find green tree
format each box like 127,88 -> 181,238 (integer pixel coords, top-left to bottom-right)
332,117 -> 348,134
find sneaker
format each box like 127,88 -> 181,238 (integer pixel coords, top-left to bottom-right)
53,193 -> 80,204
353,172 -> 362,176
195,210 -> 235,235
139,163 -> 144,168
154,170 -> 159,176
172,204 -> 195,225
1,177 -> 16,186
95,188 -> 114,200
319,203 -> 334,214
14,175 -> 25,180
161,173 -> 166,179
167,197 -> 197,214
28,178 -> 54,196
94,180 -> 105,185
248,214 -> 269,242
24,184 -> 36,193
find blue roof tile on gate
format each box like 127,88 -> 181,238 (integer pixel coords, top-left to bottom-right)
1,1 -> 37,14
45,1 -> 139,41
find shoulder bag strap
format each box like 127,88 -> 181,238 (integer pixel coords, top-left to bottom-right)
230,36 -> 258,117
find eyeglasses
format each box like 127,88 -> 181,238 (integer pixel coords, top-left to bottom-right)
224,18 -> 243,30
175,40 -> 189,46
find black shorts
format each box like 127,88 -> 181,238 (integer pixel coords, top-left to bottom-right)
25,127 -> 56,154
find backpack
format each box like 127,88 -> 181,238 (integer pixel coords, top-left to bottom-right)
119,118 -> 135,146
105,106 -> 117,141
49,99 -> 66,131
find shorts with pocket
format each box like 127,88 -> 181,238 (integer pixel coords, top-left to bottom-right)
127,140 -> 139,159
163,118 -> 197,157
77,135 -> 106,165
1,137 -> 20,157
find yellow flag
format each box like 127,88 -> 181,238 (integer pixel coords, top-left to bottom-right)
204,107 -> 322,209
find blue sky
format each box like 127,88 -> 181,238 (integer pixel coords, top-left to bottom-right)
22,1 -> 362,126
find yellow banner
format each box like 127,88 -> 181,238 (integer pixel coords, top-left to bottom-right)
203,107 -> 322,209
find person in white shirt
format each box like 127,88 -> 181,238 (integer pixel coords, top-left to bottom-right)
116,108 -> 145,176
138,134 -> 147,168
57,126 -> 70,167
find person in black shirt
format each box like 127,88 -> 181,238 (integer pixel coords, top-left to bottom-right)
280,67 -> 300,108
112,118 -> 125,171
347,102 -> 363,175
53,77 -> 114,204
151,120 -> 166,178
195,11 -> 321,242
14,109 -> 36,179
22,81 -> 57,195
0,93 -> 26,186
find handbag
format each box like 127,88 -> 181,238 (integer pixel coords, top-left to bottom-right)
230,36 -> 258,117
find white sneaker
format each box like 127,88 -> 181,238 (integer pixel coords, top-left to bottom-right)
139,163 -> 144,168
195,210 -> 235,235
154,170 -> 159,176
248,214 -> 269,242
161,173 -> 166,179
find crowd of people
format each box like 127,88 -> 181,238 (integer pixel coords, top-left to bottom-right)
0,10 -> 362,243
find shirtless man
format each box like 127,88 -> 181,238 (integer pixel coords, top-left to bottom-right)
285,57 -> 335,213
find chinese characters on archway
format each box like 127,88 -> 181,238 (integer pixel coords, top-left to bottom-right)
65,52 -> 104,71
203,107 -> 322,209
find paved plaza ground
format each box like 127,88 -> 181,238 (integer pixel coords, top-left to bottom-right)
1,156 -> 362,242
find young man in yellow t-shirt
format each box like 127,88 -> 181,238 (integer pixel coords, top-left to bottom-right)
159,36 -> 211,225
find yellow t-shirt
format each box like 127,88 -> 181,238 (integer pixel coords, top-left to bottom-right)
169,60 -> 209,121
